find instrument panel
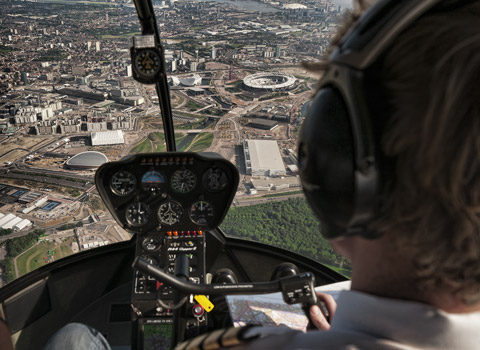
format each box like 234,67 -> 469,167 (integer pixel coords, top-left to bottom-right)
96,152 -> 238,347
95,152 -> 239,234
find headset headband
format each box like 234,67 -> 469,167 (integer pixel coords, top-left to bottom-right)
334,0 -> 442,69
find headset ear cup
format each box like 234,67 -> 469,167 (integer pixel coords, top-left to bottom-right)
299,87 -> 355,238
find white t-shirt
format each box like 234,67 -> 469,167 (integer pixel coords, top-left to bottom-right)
232,290 -> 480,350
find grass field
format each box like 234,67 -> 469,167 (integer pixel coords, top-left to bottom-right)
188,133 -> 213,152
157,134 -> 187,152
16,238 -> 74,277
149,132 -> 165,144
324,264 -> 351,278
131,139 -> 152,153
171,96 -> 185,108
131,132 -> 188,153
186,100 -> 203,111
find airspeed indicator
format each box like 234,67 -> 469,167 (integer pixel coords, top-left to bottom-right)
171,169 -> 196,194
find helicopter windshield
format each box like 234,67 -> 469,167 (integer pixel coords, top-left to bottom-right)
0,0 -> 351,289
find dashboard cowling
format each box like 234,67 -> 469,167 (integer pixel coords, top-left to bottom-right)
95,152 -> 239,235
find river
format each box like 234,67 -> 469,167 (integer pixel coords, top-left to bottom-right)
198,0 -> 353,12
196,0 -> 281,13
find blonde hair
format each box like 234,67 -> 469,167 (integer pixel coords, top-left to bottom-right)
370,2 -> 480,304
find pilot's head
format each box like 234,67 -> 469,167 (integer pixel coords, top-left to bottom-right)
299,0 -> 480,306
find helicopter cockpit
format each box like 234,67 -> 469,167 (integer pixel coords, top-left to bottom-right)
3,0 -> 480,348
0,0 -> 349,347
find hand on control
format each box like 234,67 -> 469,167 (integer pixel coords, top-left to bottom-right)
309,292 -> 337,331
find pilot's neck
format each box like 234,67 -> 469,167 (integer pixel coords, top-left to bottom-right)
330,235 -> 480,314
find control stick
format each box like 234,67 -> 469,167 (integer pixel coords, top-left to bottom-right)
133,257 -> 324,320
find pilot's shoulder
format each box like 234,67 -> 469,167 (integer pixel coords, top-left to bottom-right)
174,325 -> 300,350
175,325 -> 412,350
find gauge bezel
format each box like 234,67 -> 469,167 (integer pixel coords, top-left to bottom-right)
142,237 -> 161,252
141,170 -> 166,193
125,202 -> 151,227
157,200 -> 184,226
171,168 -> 197,194
131,47 -> 163,84
189,200 -> 215,225
202,167 -> 228,193
110,170 -> 137,196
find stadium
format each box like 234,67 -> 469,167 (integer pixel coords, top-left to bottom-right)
65,151 -> 108,170
243,72 -> 296,92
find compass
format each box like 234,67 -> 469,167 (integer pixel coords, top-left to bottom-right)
131,47 -> 163,84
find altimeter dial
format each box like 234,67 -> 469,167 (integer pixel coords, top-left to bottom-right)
171,169 -> 196,194
158,201 -> 183,226
125,202 -> 151,227
110,170 -> 136,196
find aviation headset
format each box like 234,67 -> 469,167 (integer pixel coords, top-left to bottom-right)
298,0 -> 475,239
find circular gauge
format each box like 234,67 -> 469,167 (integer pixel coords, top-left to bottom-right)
125,202 -> 151,227
171,169 -> 197,194
141,170 -> 166,194
202,168 -> 228,192
190,200 -> 214,225
142,237 -> 161,252
110,170 -> 136,196
132,48 -> 162,83
158,201 -> 183,226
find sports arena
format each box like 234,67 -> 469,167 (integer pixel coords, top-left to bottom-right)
243,72 -> 296,92
65,151 -> 108,170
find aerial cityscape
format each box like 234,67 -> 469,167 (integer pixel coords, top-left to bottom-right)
0,0 -> 347,286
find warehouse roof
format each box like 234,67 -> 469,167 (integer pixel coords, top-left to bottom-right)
91,130 -> 124,146
244,140 -> 285,174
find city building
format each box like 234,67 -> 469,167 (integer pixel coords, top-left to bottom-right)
248,118 -> 279,130
65,151 -> 109,169
91,130 -> 124,146
243,140 -> 286,176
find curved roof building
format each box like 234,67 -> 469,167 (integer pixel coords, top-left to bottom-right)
65,151 -> 108,170
171,74 -> 202,87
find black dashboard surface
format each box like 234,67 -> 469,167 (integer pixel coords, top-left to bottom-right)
95,152 -> 239,235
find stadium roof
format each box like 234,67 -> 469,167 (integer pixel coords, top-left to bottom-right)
66,151 -> 108,169
91,130 -> 124,146
243,72 -> 296,90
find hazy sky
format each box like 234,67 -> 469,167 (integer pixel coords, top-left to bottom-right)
333,0 -> 353,9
